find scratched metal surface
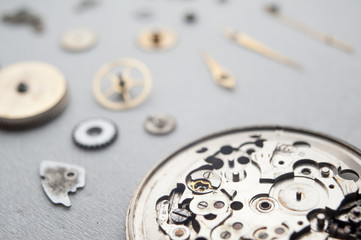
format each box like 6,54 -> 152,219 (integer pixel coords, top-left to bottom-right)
0,0 -> 361,239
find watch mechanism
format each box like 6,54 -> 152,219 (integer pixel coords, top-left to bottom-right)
126,126 -> 361,240
0,1 -> 359,240
0,61 -> 68,129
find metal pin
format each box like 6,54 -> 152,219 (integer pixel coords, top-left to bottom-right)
224,28 -> 301,69
264,4 -> 353,53
228,159 -> 235,168
321,167 -> 330,177
296,191 -> 302,201
316,213 -> 326,229
233,172 -> 240,182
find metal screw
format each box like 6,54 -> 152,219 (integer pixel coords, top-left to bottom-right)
220,231 -> 231,239
197,201 -> 208,209
258,231 -> 269,239
170,208 -> 191,223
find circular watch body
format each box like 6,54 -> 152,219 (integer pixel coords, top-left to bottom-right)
126,126 -> 361,240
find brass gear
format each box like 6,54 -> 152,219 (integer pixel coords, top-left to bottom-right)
0,61 -> 69,129
93,59 -> 152,110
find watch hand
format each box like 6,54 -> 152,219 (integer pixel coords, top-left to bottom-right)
265,4 -> 353,53
224,28 -> 301,69
201,51 -> 236,90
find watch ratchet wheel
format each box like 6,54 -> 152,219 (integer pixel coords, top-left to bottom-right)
92,59 -> 152,110
0,61 -> 69,130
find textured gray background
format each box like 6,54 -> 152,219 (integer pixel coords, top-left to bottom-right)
0,0 -> 361,239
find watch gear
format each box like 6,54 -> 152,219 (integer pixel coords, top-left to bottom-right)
72,118 -> 117,149
40,160 -> 86,207
93,59 -> 152,110
60,28 -> 97,52
144,114 -> 176,135
126,126 -> 361,240
137,28 -> 177,51
0,61 -> 68,129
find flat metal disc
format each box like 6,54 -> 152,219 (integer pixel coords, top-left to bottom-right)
60,28 -> 97,52
0,61 -> 68,128
126,126 -> 361,240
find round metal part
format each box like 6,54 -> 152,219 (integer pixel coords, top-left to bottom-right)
144,114 -> 176,135
126,126 -> 361,240
0,61 -> 68,129
72,118 -> 117,149
93,59 -> 152,110
137,28 -> 177,51
60,28 -> 97,52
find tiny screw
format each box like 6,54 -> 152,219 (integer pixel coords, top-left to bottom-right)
220,230 -> 231,239
197,201 -> 208,209
170,208 -> 191,223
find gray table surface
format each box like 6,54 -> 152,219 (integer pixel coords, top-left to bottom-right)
1,0 -> 361,239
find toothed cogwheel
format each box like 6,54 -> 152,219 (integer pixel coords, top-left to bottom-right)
72,118 -> 118,149
0,61 -> 68,129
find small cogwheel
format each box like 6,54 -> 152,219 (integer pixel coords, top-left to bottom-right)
72,118 -> 118,149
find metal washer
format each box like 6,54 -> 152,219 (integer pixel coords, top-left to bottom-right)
73,118 -> 117,149
144,114 -> 176,135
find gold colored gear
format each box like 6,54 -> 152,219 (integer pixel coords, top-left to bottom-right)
92,59 -> 152,110
0,61 -> 68,129
137,28 -> 177,51
189,180 -> 213,193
